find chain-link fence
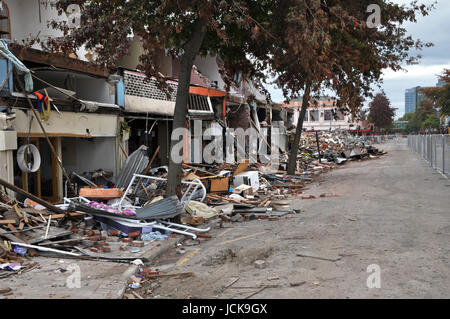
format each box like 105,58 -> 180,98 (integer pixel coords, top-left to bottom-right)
407,134 -> 450,176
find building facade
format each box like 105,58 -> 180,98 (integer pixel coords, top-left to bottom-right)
405,87 -> 419,114
284,97 -> 362,131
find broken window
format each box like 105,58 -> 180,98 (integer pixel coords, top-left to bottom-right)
188,93 -> 214,114
309,110 -> 319,122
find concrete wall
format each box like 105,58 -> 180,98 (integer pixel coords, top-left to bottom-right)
118,37 -> 173,76
0,130 -> 16,196
5,0 -> 89,60
194,55 -> 241,97
13,110 -> 119,137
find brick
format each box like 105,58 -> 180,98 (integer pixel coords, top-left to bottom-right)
90,247 -> 99,253
89,236 -> 101,242
100,247 -> 111,253
128,231 -> 141,238
132,241 -> 144,247
109,230 -> 121,236
87,230 -> 101,237
122,238 -> 133,243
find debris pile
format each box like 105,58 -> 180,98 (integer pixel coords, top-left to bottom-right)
0,130 -> 386,280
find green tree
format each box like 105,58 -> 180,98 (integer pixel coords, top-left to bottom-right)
421,69 -> 450,116
398,112 -> 414,122
405,97 -> 438,132
421,114 -> 440,130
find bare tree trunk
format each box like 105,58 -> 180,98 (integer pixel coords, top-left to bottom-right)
166,20 -> 207,197
287,81 -> 312,175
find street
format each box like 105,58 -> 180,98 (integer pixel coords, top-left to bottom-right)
140,138 -> 450,299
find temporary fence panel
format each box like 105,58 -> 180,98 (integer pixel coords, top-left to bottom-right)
407,134 -> 449,176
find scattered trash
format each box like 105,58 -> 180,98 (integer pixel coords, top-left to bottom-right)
254,260 -> 267,269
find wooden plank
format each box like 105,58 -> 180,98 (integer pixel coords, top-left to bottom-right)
41,212 -> 85,220
296,251 -> 341,262
0,220 -> 17,225
29,229 -> 73,244
10,45 -> 109,78
0,224 -> 28,244
0,177 -> 67,214
0,228 -> 25,243
145,272 -> 194,279
233,159 -> 250,176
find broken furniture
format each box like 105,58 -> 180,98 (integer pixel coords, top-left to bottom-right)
65,196 -> 209,240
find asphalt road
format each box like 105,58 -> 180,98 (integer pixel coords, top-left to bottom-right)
147,138 -> 450,299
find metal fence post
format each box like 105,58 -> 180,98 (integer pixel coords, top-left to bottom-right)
434,135 -> 436,168
443,135 -> 446,174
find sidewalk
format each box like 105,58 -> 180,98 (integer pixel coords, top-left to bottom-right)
0,236 -> 182,299
132,138 -> 450,299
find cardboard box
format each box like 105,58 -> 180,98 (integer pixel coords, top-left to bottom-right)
210,176 -> 230,193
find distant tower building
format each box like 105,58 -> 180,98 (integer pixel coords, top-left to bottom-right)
405,87 -> 419,114
437,78 -> 446,87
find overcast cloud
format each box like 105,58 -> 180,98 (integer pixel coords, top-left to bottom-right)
265,0 -> 450,119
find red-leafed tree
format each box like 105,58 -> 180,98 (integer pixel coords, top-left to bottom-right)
368,93 -> 396,130
38,0 -> 433,186
271,0 -> 433,174
39,0 -> 282,196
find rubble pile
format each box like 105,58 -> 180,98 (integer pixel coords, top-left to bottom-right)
0,130 -> 386,281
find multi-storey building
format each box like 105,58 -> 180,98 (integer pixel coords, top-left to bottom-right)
284,96 -> 362,131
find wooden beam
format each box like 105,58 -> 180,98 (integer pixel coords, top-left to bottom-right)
10,45 -> 110,78
0,177 -> 66,214
0,220 -> 17,225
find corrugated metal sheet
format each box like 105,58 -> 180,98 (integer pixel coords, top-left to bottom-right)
115,145 -> 149,188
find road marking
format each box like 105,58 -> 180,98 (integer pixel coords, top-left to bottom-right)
217,231 -> 266,246
176,248 -> 201,267
216,228 -> 233,238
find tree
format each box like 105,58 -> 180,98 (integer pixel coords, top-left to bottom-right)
368,93 -> 396,129
41,0 -> 284,196
398,112 -> 414,122
421,69 -> 450,116
271,0 -> 433,174
38,0 -> 433,183
422,114 -> 440,130
404,97 -> 438,132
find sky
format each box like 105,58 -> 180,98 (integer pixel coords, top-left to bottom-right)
264,0 -> 450,119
